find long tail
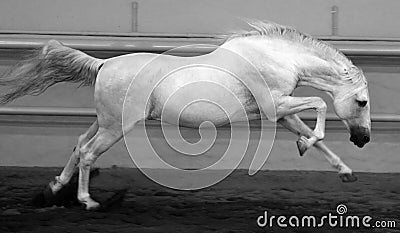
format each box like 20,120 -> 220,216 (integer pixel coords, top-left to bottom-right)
0,40 -> 104,104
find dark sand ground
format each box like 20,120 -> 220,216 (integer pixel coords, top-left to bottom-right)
0,167 -> 399,233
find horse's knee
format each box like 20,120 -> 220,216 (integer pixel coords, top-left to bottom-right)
314,97 -> 327,112
314,131 -> 325,141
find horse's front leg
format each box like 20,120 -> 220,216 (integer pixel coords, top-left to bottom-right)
276,96 -> 327,156
278,114 -> 357,182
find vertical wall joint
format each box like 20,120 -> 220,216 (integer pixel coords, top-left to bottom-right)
331,5 -> 339,36
132,2 -> 138,32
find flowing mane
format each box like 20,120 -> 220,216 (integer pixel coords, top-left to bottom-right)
223,20 -> 368,88
226,20 -> 352,67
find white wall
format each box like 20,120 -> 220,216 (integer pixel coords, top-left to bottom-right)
0,0 -> 400,38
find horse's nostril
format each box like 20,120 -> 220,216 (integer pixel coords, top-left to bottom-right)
356,100 -> 368,107
363,135 -> 370,143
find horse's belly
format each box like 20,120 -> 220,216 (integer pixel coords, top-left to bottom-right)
150,70 -> 259,127
169,101 -> 232,127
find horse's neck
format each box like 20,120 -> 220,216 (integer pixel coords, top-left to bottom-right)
221,37 -> 343,96
298,74 -> 335,94
296,60 -> 351,99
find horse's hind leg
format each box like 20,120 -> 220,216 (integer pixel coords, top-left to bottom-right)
77,127 -> 123,210
50,120 -> 99,193
278,114 -> 356,182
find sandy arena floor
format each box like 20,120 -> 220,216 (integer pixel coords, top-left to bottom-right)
0,167 -> 399,233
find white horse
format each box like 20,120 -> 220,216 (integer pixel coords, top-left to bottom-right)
0,21 -> 370,210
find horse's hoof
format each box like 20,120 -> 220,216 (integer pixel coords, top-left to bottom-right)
79,197 -> 101,211
296,136 -> 309,156
32,183 -> 56,207
339,173 -> 358,183
82,202 -> 101,211
43,183 -> 57,205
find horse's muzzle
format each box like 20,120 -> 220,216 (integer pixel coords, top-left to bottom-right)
349,127 -> 370,148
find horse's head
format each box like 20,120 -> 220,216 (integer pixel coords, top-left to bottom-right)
332,66 -> 371,148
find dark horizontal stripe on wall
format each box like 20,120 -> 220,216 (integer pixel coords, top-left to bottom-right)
1,33 -> 400,57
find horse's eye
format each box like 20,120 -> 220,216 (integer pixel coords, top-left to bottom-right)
356,100 -> 367,107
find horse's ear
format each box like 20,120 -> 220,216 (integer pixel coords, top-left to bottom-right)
349,65 -> 359,73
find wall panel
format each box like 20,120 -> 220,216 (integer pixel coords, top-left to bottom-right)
1,0 -> 400,38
